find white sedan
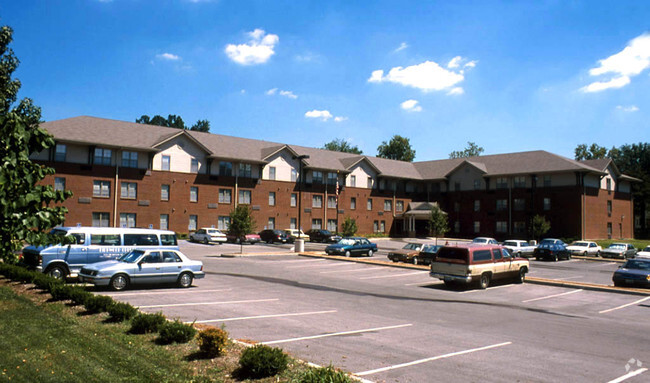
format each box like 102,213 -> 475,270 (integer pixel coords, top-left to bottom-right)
635,246 -> 650,259
190,228 -> 227,244
566,241 -> 602,256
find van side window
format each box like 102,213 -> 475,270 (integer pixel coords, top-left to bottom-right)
66,233 -> 85,245
473,250 -> 492,262
163,251 -> 181,263
160,234 -> 178,246
124,234 -> 159,246
91,234 -> 121,246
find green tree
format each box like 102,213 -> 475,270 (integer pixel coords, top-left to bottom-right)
0,25 -> 72,263
530,215 -> 551,241
574,143 -> 608,160
323,138 -> 362,154
449,141 -> 484,159
190,119 -> 210,132
228,205 -> 256,252
376,135 -> 415,162
136,114 -> 210,132
428,205 -> 449,245
341,217 -> 358,237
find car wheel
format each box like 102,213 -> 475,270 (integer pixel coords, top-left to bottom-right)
479,273 -> 491,289
535,257 -> 540,261
597,251 -> 601,257
413,257 -> 419,265
110,274 -> 129,291
344,250 -> 351,257
46,265 -> 67,280
267,239 -> 273,244
203,238 -> 209,245
516,268 -> 526,284
367,250 -> 373,257
553,254 -> 558,262
583,251 -> 588,257
567,253 -> 572,260
177,272 -> 193,288
236,237 -> 241,244
443,280 -> 456,288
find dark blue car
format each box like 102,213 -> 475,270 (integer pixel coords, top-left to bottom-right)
325,237 -> 377,257
613,259 -> 650,288
534,238 -> 571,261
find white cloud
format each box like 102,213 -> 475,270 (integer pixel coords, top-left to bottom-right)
156,53 -> 181,61
334,116 -> 348,122
616,105 -> 639,112
400,99 -> 422,112
447,56 -> 462,69
448,56 -> 477,70
581,33 -> 650,93
305,110 -> 333,121
368,59 -> 474,92
225,29 -> 279,65
447,87 -> 464,95
394,42 -> 408,53
279,90 -> 297,99
266,88 -> 278,95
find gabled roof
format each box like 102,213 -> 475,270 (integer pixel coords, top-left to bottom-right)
580,158 -> 643,183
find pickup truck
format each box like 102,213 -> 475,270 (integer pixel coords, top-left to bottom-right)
502,240 -> 537,258
430,245 -> 529,289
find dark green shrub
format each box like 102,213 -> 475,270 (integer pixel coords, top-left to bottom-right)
67,286 -> 92,306
32,273 -> 62,291
84,294 -> 114,314
296,365 -> 353,383
158,320 -> 197,344
49,283 -> 71,301
129,312 -> 167,334
238,344 -> 288,379
197,327 -> 229,357
107,302 -> 138,322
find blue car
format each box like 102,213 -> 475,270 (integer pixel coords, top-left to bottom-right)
534,238 -> 571,261
325,237 -> 378,257
613,259 -> 650,288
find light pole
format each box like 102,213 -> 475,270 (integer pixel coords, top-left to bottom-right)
293,155 -> 310,232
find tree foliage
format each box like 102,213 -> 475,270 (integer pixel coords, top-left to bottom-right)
574,143 -> 608,160
135,114 -> 210,132
530,215 -> 551,241
449,141 -> 484,159
0,25 -> 72,263
376,135 -> 415,162
341,217 -> 358,237
323,138 -> 362,154
228,205 -> 256,239
428,205 -> 449,242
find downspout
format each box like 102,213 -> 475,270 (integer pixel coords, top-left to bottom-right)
234,163 -> 238,208
113,151 -> 120,227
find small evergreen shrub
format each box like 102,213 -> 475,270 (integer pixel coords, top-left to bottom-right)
296,365 -> 353,383
197,327 -> 229,357
32,273 -> 61,291
129,312 -> 167,334
238,344 -> 289,379
107,302 -> 138,322
158,320 -> 197,344
67,286 -> 92,306
84,294 -> 114,314
49,283 -> 71,301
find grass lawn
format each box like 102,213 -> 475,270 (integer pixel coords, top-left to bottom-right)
596,239 -> 649,250
0,279 -> 314,382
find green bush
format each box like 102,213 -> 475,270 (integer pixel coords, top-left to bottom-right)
84,294 -> 114,314
197,327 -> 229,357
129,312 -> 167,334
157,320 -> 197,344
32,273 -> 62,291
67,286 -> 92,306
238,344 -> 288,379
49,283 -> 71,301
107,302 -> 138,322
296,365 -> 353,383
341,217 -> 358,237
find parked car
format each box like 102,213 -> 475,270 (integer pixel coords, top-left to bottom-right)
306,229 -> 341,243
566,241 -> 602,257
284,229 -> 309,241
387,243 -> 423,263
635,246 -> 650,259
189,228 -> 227,244
324,237 -> 377,257
430,244 -> 529,289
612,258 -> 650,288
601,243 -> 637,259
472,237 -> 499,245
502,240 -> 537,258
534,238 -> 571,261
413,244 -> 443,265
226,233 -> 261,244
259,229 -> 292,244
78,248 -> 204,291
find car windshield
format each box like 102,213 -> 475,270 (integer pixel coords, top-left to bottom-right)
473,238 -> 487,243
422,245 -> 441,253
571,242 -> 588,247
608,244 -> 626,250
540,239 -> 557,245
339,238 -> 356,246
119,250 -> 145,263
321,230 -> 332,235
623,260 -> 650,271
207,229 -> 221,234
403,243 -> 422,250
644,246 -> 650,252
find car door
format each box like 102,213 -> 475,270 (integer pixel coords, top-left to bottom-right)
491,248 -> 506,278
160,251 -> 183,283
501,248 -> 517,275
132,251 -> 163,285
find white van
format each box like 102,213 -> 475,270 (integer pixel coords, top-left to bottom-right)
21,227 -> 178,279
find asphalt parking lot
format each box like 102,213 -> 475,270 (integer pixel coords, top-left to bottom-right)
103,240 -> 650,383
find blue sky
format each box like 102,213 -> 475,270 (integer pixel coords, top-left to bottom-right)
2,0 -> 649,160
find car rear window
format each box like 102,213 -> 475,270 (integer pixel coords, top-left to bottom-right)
473,250 -> 492,262
436,247 -> 469,264
124,234 -> 159,246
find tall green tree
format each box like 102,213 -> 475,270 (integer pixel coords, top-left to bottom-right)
136,114 -> 210,133
341,217 -> 358,237
530,215 -> 551,241
428,205 -> 449,245
0,25 -> 72,263
377,135 -> 415,162
574,143 -> 608,160
191,119 -> 210,132
449,141 -> 484,159
228,205 -> 256,253
323,138 -> 362,154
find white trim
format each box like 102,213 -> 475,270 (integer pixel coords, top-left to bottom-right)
261,324 -> 412,345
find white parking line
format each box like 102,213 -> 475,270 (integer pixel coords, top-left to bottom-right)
261,324 -> 412,345
360,271 -> 428,280
522,289 -> 583,303
592,262 -> 617,267
191,310 -> 338,324
607,368 -> 648,383
274,258 -> 325,264
320,267 -> 383,274
599,296 -> 650,314
286,262 -> 355,269
138,298 -> 279,309
104,288 -> 231,297
459,284 -> 517,294
355,341 -> 512,376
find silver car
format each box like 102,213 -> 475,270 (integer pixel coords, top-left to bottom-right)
79,249 -> 205,291
190,228 -> 227,244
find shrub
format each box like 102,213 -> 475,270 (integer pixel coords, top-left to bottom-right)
67,286 -> 92,306
129,312 -> 167,334
296,365 -> 353,383
107,302 -> 138,322
49,283 -> 71,301
341,217 -> 358,237
238,344 -> 288,379
158,320 -> 197,344
32,273 -> 62,291
197,327 -> 229,357
84,294 -> 114,314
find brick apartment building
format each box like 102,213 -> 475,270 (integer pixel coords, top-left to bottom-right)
32,116 -> 638,240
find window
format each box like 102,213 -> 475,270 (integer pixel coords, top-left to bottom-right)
218,216 -> 230,231
312,171 -> 323,184
454,221 -> 460,233
384,199 -> 392,211
474,200 -> 480,212
239,190 -> 251,204
92,212 -> 110,227
291,169 -> 297,182
543,197 -> 551,211
472,179 -> 481,190
219,189 -> 231,204
161,234 -> 177,246
514,176 -> 526,188
327,172 -> 337,185
269,192 -> 276,206
373,221 -> 379,233
290,218 -> 297,229
496,177 -> 508,189
351,197 -> 356,210
312,195 -> 322,208
514,221 -> 526,234
219,161 -> 232,176
454,182 -> 461,191
607,200 -> 612,217
496,199 -> 508,211
473,250 -> 492,262
396,200 -> 404,212
454,202 -> 460,213
607,222 -> 612,239
311,219 -> 322,229
121,182 -> 137,199
513,198 -> 525,211
162,155 -> 170,171
160,214 -> 169,230
54,144 -> 66,162
327,219 -> 337,232
267,217 -> 275,230
122,151 -> 138,168
189,215 -> 198,231
367,198 -> 373,210
496,221 -> 508,233
290,193 -> 297,207
54,177 -> 65,192
269,166 -> 276,180
543,175 -> 551,187
239,163 -> 252,178
606,178 -> 612,193
191,158 -> 199,173
90,234 -> 120,246
190,187 -> 198,202
380,221 -> 385,233
119,213 -> 136,228
350,175 -> 356,187
474,221 -> 480,234
328,196 -> 337,208
93,180 -> 110,198
367,177 -> 373,189
161,184 -> 170,201
94,148 -> 112,165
